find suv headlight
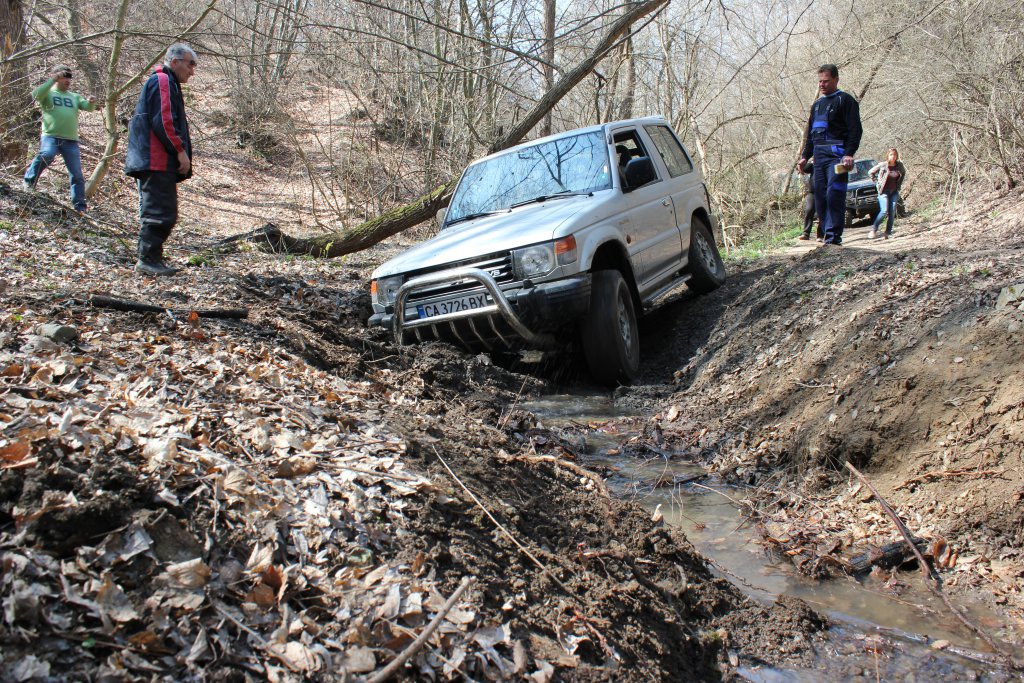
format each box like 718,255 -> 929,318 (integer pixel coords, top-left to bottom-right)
371,275 -> 403,307
512,236 -> 577,280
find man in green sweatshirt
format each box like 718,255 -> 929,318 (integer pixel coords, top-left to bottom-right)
22,65 -> 97,213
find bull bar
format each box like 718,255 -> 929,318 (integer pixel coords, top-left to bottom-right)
392,267 -> 556,348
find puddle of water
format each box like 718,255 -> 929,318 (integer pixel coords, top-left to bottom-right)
523,396 -> 1019,680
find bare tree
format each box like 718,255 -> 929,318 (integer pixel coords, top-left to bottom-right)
0,0 -> 29,163
540,0 -> 556,136
85,0 -> 221,196
257,0 -> 670,257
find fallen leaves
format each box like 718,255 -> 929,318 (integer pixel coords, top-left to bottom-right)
0,296 -> 511,680
0,440 -> 35,469
166,558 -> 212,589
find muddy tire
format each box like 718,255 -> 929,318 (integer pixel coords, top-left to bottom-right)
581,270 -> 639,386
686,216 -> 726,294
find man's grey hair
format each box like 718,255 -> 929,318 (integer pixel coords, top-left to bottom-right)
164,43 -> 197,66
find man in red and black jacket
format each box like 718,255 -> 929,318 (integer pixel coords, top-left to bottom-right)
125,43 -> 196,276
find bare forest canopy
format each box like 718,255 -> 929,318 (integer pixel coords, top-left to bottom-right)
2,0 -> 1023,249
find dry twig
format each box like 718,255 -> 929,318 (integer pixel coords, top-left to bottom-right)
844,462 -> 1014,666
504,452 -> 612,499
894,468 -> 1003,490
433,446 -> 573,595
367,576 -> 474,683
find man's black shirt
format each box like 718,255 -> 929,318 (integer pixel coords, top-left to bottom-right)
801,90 -> 862,159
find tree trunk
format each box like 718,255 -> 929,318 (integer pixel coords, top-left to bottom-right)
540,0 -> 556,136
262,0 -> 669,258
617,35 -> 635,120
84,0 -> 131,198
65,0 -> 103,94
0,0 -> 29,164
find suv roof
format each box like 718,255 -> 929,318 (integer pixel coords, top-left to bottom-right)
471,116 -> 673,166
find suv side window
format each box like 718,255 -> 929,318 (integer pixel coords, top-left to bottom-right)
644,124 -> 694,177
612,130 -> 658,178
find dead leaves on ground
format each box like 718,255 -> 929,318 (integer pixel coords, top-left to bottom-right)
0,304 -> 539,681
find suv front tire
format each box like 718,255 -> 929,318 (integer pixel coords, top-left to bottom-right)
581,270 -> 640,385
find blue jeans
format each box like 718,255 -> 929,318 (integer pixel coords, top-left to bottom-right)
811,143 -> 848,244
24,136 -> 87,211
872,191 -> 899,234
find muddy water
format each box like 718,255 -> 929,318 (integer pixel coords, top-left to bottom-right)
523,394 -> 1018,682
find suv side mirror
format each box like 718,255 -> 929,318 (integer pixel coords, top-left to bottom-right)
624,157 -> 656,190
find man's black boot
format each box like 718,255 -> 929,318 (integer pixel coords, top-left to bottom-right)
135,238 -> 179,276
154,241 -> 183,274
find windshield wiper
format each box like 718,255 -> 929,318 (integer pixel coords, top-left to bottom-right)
509,191 -> 590,209
445,210 -> 501,227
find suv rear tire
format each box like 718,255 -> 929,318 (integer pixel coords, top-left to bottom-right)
686,216 -> 726,294
581,270 -> 639,385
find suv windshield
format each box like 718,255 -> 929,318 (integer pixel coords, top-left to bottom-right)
848,159 -> 877,181
445,131 -> 612,225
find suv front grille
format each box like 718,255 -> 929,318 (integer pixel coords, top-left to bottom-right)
853,186 -> 877,198
404,252 -> 514,303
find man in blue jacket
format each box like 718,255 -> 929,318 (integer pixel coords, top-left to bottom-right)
797,64 -> 862,245
124,43 -> 196,276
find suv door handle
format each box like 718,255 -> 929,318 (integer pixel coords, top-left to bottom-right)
662,199 -> 671,206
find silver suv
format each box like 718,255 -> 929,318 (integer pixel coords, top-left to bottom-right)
369,116 -> 725,385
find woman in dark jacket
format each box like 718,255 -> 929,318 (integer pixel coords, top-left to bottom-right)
867,148 -> 906,239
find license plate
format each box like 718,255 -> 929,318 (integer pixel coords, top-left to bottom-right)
415,293 -> 488,319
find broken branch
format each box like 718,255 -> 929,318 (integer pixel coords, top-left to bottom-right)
844,462 -> 1013,664
894,468 -> 1002,491
87,294 -> 248,319
367,576 -> 474,683
844,463 -> 935,582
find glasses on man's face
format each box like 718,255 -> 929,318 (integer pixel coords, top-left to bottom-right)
61,72 -> 73,79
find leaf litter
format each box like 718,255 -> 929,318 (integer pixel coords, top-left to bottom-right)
0,183 -> 824,680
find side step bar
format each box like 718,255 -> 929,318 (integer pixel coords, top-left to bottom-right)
641,273 -> 692,312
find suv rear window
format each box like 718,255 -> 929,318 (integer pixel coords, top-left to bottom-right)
645,124 -> 693,177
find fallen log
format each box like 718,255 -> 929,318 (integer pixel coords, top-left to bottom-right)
88,294 -> 248,319
847,538 -> 928,575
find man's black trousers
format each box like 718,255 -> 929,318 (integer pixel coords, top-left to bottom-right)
137,171 -> 179,250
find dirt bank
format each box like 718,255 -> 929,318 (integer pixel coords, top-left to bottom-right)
628,190 -> 1024,651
